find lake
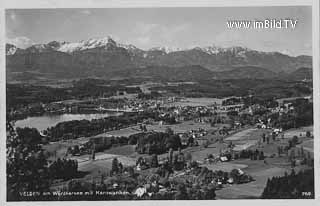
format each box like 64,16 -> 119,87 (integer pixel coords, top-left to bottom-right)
14,112 -> 122,131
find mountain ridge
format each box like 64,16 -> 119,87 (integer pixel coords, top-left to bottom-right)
6,36 -> 312,81
6,36 -> 310,58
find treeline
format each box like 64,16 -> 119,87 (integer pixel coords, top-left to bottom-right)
261,169 -> 314,199
6,79 -> 141,109
222,96 -> 279,108
152,79 -> 312,99
45,111 -> 165,141
243,97 -> 279,108
71,78 -> 141,99
133,131 -> 182,154
6,84 -> 69,110
270,99 -> 313,130
235,149 -> 265,160
48,158 -> 78,180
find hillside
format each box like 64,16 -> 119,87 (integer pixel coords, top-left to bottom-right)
111,65 -> 214,81
212,66 -> 278,79
288,67 -> 313,81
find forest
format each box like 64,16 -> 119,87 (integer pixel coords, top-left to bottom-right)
261,169 -> 314,199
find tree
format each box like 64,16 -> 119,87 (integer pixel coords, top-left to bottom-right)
7,124 -> 50,200
230,169 -> 241,184
73,145 -> 80,155
111,158 -> 119,175
188,136 -> 194,146
292,136 -> 299,147
135,132 -> 181,154
306,131 -> 311,138
272,132 -> 276,141
118,162 -> 123,173
175,183 -> 188,200
49,158 -> 78,180
261,169 -> 314,199
91,149 -> 96,160
277,146 -> 281,157
259,151 -> 265,160
165,127 -> 174,135
202,185 -> 216,199
185,152 -> 192,163
289,149 -> 295,162
150,154 -> 159,168
127,166 -> 135,177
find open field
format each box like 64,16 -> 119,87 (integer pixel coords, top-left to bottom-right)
103,145 -> 136,156
70,150 -> 137,178
282,126 -> 314,139
43,120 -> 219,161
224,128 -> 272,152
182,142 -> 228,161
225,128 -> 270,141
300,139 -> 314,154
43,137 -> 93,161
105,126 -> 142,137
233,141 -> 258,151
216,166 -> 288,199
215,158 -> 299,199
146,120 -> 214,133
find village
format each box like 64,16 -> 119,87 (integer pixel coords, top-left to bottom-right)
21,92 -> 312,200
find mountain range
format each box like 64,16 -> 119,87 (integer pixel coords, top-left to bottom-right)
6,36 -> 312,82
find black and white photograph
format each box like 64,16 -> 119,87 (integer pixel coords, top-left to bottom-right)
2,0 -> 320,203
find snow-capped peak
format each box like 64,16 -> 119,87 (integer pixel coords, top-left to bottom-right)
193,45 -> 251,55
57,36 -> 119,53
149,46 -> 182,54
118,43 -> 140,52
194,45 -> 223,55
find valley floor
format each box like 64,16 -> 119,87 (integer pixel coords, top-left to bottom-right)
48,124 -> 314,199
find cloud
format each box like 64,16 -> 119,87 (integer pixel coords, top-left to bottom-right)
136,36 -> 151,45
135,22 -> 190,37
134,22 -> 158,34
214,30 -> 247,47
130,22 -> 191,48
6,36 -> 34,48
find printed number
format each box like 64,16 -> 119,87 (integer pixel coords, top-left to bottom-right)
302,192 -> 312,196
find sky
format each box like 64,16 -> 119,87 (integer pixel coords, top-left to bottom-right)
6,6 -> 312,56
